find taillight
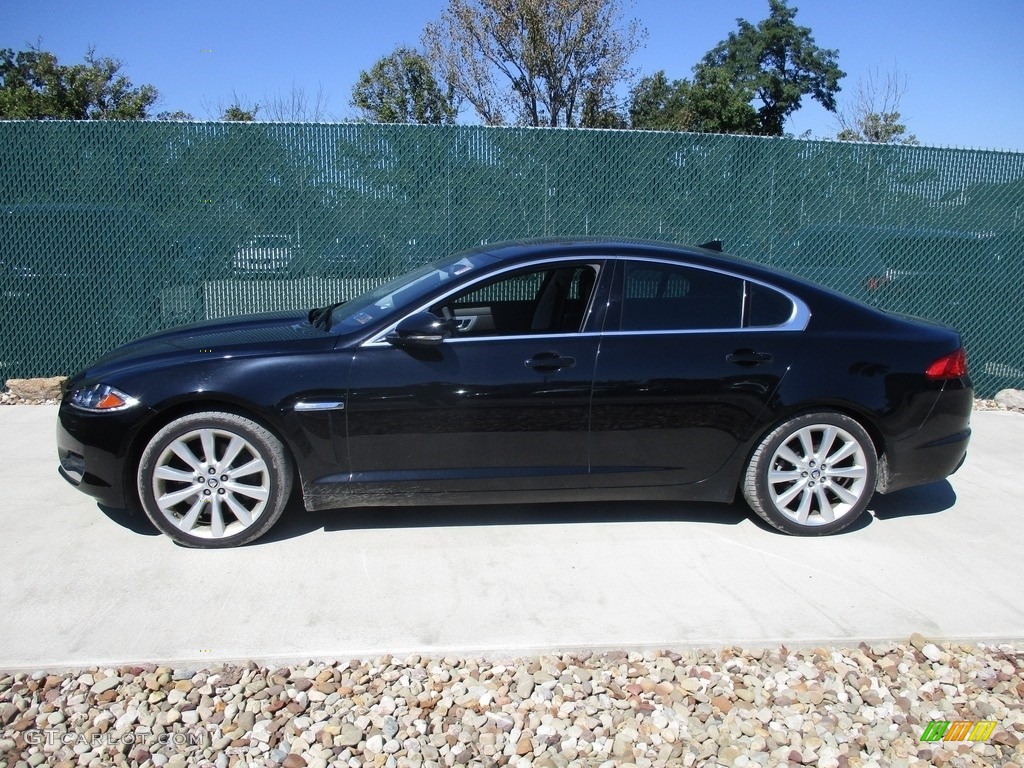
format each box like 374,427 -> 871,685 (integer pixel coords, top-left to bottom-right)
925,348 -> 968,380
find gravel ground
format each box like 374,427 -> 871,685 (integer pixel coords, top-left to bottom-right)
1,637 -> 1022,768
0,392 -> 60,406
972,399 -> 1024,413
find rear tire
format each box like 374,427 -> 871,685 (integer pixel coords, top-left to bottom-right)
743,412 -> 877,535
137,411 -> 292,548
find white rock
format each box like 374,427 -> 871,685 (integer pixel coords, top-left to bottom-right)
252,719 -> 273,742
339,722 -> 364,746
994,388 -> 1024,409
90,676 -> 121,695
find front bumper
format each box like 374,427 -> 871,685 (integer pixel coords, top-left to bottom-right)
56,403 -> 153,508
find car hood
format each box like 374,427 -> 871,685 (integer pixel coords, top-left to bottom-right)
78,310 -> 336,381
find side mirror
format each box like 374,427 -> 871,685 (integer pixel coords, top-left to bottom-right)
386,311 -> 453,348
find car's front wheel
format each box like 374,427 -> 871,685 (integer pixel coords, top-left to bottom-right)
137,412 -> 292,548
742,412 -> 877,535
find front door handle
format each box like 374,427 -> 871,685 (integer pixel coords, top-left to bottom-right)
525,351 -> 576,372
726,349 -> 773,365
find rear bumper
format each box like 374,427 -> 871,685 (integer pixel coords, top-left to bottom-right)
878,381 -> 972,493
879,427 -> 970,493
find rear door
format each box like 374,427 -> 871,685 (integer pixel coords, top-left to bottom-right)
588,257 -> 806,488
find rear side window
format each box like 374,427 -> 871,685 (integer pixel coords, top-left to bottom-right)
620,261 -> 743,331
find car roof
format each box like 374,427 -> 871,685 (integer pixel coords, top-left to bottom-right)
470,236 -> 800,285
472,236 -> 736,266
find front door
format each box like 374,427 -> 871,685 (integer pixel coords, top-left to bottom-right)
343,260 -> 608,499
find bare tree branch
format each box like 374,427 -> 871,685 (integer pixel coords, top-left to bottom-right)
836,64 -> 918,144
423,0 -> 645,127
260,81 -> 333,122
200,89 -> 259,121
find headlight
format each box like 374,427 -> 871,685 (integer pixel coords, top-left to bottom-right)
68,384 -> 139,412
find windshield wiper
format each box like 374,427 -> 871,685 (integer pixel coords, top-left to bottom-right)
309,301 -> 345,331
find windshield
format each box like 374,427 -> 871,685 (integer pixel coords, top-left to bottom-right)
329,250 -> 497,332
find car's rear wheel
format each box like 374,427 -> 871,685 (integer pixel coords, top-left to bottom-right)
743,412 -> 877,535
137,412 -> 292,548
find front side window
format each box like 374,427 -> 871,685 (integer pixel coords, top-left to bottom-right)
433,263 -> 599,338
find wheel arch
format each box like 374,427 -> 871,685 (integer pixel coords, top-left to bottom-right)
739,402 -> 888,489
739,404 -> 882,535
124,396 -> 298,506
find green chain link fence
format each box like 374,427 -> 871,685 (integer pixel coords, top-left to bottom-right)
1,121 -> 1022,395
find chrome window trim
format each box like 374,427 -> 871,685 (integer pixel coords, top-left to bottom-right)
430,331 -> 603,345
740,279 -> 750,327
617,255 -> 809,333
362,256 -> 605,347
361,253 -> 809,347
600,326 -> 792,338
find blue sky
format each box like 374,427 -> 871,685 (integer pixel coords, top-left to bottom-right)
2,0 -> 1022,151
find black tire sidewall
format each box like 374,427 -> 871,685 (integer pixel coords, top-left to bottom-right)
137,412 -> 292,548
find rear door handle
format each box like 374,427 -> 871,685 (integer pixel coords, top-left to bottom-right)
525,351 -> 576,372
726,349 -> 773,365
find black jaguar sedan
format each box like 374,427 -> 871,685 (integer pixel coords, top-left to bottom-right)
57,238 -> 972,547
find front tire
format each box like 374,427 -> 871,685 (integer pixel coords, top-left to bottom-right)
742,412 -> 877,535
137,412 -> 292,548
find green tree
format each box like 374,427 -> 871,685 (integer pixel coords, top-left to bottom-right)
629,71 -> 686,130
629,67 -> 757,133
580,85 -> 628,128
0,46 -> 158,119
155,110 -> 193,120
683,66 -> 761,133
351,47 -> 457,124
201,90 -> 260,122
222,103 -> 258,121
423,0 -> 645,127
689,0 -> 844,136
837,112 -> 916,144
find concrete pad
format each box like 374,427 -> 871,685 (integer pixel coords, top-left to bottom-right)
0,405 -> 1021,670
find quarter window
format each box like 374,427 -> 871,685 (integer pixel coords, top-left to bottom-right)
747,282 -> 795,327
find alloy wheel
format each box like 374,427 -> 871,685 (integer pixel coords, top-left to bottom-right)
766,423 -> 870,526
150,427 -> 271,540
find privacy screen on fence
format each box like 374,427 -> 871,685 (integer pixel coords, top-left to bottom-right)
0,121 -> 1021,396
